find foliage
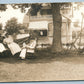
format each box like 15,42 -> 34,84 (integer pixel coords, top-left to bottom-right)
5,18 -> 19,35
11,3 -> 71,13
11,4 -> 30,13
11,3 -> 42,15
5,17 -> 27,35
30,4 -> 42,16
0,4 -> 7,11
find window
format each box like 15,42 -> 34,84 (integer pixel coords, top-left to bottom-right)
40,9 -> 52,15
39,30 -> 47,36
30,10 -> 37,16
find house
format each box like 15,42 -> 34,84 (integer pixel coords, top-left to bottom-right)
23,4 -> 72,49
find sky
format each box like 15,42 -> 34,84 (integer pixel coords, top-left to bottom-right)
0,5 -> 29,29
0,3 -> 84,30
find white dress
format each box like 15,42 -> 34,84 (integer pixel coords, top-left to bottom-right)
19,43 -> 27,59
27,39 -> 36,53
19,48 -> 26,59
4,35 -> 21,55
0,43 -> 6,53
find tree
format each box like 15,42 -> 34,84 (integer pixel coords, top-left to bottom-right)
51,3 -> 62,52
5,17 -> 27,35
0,4 -> 7,11
0,4 -> 7,31
11,4 -> 30,13
5,18 -> 19,35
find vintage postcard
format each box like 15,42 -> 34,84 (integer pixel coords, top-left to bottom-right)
0,2 -> 84,82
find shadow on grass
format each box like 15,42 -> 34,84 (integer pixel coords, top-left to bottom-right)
0,49 -> 84,64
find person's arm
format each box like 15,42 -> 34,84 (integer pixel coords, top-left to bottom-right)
27,40 -> 36,49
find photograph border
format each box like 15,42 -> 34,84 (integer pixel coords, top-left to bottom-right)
0,0 -> 84,84
0,0 -> 84,4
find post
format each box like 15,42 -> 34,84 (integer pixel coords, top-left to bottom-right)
79,14 -> 83,49
72,3 -> 74,17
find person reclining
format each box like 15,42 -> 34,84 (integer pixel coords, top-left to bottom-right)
3,33 -> 21,57
0,34 -> 7,56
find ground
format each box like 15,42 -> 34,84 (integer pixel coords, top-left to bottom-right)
0,51 -> 84,82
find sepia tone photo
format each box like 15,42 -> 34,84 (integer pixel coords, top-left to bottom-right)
0,2 -> 84,82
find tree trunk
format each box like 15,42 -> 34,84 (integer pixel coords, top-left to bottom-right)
51,3 -> 62,53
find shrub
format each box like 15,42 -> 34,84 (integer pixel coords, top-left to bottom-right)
5,17 -> 27,35
5,17 -> 19,35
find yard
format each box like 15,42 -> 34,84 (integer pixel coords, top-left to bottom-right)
0,51 -> 84,82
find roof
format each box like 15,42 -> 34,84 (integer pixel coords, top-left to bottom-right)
28,21 -> 48,30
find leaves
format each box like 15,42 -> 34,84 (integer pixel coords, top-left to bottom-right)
0,4 -> 7,11
11,4 -> 30,13
5,18 -> 19,35
5,17 -> 27,35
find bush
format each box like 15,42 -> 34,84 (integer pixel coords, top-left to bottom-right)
17,23 -> 27,30
5,17 -> 19,35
